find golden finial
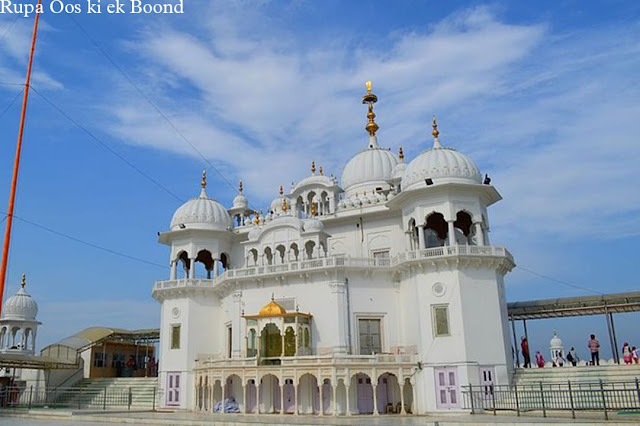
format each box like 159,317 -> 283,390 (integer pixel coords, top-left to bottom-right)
239,180 -> 243,193
21,273 -> 26,288
279,185 -> 284,196
319,166 -> 324,176
311,161 -> 316,175
399,146 -> 404,161
432,116 -> 442,148
201,169 -> 207,188
362,81 -> 379,137
311,202 -> 317,217
282,197 -> 288,212
432,116 -> 439,138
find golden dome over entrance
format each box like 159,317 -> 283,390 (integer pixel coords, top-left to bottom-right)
258,300 -> 287,317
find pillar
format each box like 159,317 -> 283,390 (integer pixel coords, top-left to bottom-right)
320,383 -> 324,416
332,384 -> 337,415
170,261 -> 177,280
447,220 -> 456,246
474,222 -> 485,245
372,384 -> 378,416
417,225 -> 425,249
345,385 -> 350,415
214,260 -> 220,277
280,384 -> 285,414
242,385 -> 247,413
189,257 -> 195,278
293,381 -> 298,415
400,379 -> 406,414
329,197 -> 335,214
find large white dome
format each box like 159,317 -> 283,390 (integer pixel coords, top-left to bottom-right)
341,137 -> 398,192
2,284 -> 38,321
402,147 -> 481,190
170,188 -> 232,232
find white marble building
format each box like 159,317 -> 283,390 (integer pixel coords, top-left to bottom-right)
152,83 -> 515,415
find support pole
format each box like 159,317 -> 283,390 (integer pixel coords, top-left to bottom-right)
0,0 -> 43,314
609,313 -> 620,363
511,316 -> 520,368
523,319 -> 529,344
605,308 -> 617,364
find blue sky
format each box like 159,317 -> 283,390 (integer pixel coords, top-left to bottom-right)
0,1 -> 638,360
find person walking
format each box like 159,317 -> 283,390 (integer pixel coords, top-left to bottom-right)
521,337 -> 531,368
566,347 -> 578,366
588,334 -> 600,366
622,342 -> 632,364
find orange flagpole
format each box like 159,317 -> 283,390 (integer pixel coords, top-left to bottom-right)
0,0 -> 43,315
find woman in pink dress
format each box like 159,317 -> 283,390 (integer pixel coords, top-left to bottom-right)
535,351 -> 545,368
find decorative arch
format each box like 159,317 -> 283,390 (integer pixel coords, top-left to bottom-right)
289,243 -> 299,261
260,323 -> 282,358
284,327 -> 296,356
248,249 -> 258,267
275,245 -> 286,264
351,373 -> 374,414
425,212 -> 447,248
376,372 -> 401,414
264,247 -> 273,266
298,373 -> 320,414
304,241 -> 316,260
454,210 -> 473,244
195,249 -> 214,279
177,250 -> 190,278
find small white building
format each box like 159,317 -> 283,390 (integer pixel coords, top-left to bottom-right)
152,83 -> 515,414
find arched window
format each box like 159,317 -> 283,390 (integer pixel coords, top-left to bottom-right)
261,324 -> 282,358
284,327 -> 296,356
177,251 -> 190,278
290,243 -> 299,262
249,249 -> 258,267
454,211 -> 473,245
296,196 -> 305,218
425,213 -> 447,248
275,245 -> 286,264
195,249 -> 214,278
247,329 -> 257,357
408,218 -> 417,250
264,247 -> 273,266
304,241 -> 316,260
320,191 -> 329,215
303,328 -> 310,348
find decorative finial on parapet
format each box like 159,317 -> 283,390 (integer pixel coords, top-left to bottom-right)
319,166 -> 324,176
239,180 -> 243,193
399,146 -> 404,161
279,185 -> 284,196
21,273 -> 26,288
311,161 -> 316,175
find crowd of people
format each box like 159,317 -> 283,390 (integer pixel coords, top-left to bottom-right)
518,333 -> 639,368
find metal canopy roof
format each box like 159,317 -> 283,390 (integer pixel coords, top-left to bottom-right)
0,353 -> 78,370
46,327 -> 160,354
507,291 -> 640,320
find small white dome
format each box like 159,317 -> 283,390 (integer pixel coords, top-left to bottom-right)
303,218 -> 324,232
550,331 -> 563,348
391,161 -> 407,181
232,193 -> 248,209
341,137 -> 399,193
3,285 -> 38,321
294,174 -> 336,192
402,147 -> 481,191
171,188 -> 232,231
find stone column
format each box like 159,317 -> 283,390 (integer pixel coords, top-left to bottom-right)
189,257 -> 195,278
474,222 -> 485,245
329,197 -> 335,214
294,382 -> 298,415
417,225 -> 425,249
372,384 -> 378,415
170,261 -> 177,280
400,378 -> 406,414
319,383 -> 324,416
345,384 -> 351,415
242,385 -> 247,413
280,384 -> 285,414
447,220 -> 456,246
332,384 -> 338,415
214,260 -> 220,277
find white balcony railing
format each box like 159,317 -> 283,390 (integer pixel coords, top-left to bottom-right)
154,246 -> 513,293
195,353 -> 417,370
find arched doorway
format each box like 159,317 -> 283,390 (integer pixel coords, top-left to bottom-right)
246,379 -> 257,413
376,372 -> 401,414
352,373 -> 374,414
224,374 -> 243,412
259,374 -> 280,414
298,374 -> 319,414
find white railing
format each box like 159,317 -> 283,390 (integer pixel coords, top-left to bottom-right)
154,246 -> 513,293
195,353 -> 417,369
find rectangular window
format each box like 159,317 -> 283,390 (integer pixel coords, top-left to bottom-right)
171,324 -> 181,350
372,250 -> 390,266
358,318 -> 382,355
93,352 -> 106,367
111,353 -> 125,368
432,305 -> 450,337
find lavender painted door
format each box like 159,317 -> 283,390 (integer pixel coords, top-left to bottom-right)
434,367 -> 460,409
356,374 -> 374,414
166,372 -> 181,406
284,380 -> 295,413
480,367 -> 495,399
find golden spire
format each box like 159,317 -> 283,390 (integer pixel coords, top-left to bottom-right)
399,146 -> 404,161
239,180 -> 243,193
319,166 -> 324,176
201,169 -> 207,188
362,80 -> 379,138
311,161 -> 316,175
21,273 -> 26,288
432,116 -> 442,148
282,197 -> 288,212
279,185 -> 284,196
311,201 -> 317,217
